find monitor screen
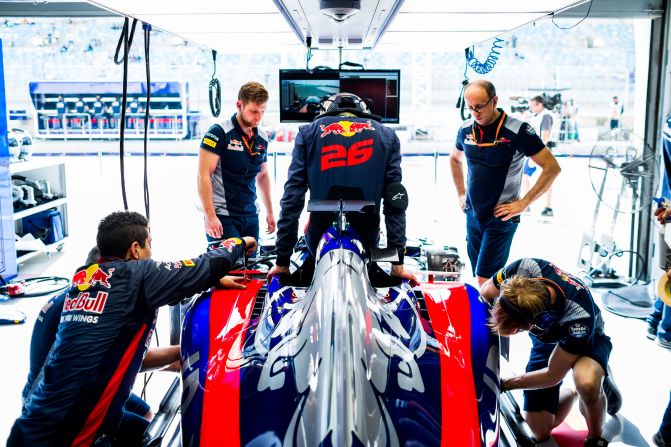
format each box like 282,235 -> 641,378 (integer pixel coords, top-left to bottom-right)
279,70 -> 339,123
279,69 -> 400,124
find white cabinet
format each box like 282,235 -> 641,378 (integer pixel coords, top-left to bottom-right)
10,158 -> 68,264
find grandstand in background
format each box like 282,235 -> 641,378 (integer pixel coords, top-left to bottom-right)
0,17 -> 637,144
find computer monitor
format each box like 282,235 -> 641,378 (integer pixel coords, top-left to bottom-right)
279,69 -> 400,124
279,69 -> 339,123
339,70 -> 400,124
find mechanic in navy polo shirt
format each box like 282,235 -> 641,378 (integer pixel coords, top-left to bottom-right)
449,80 -> 561,286
481,258 -> 621,447
198,81 -> 275,249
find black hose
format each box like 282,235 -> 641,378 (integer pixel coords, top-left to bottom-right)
114,17 -> 138,211
458,48 -> 471,121
209,50 -> 221,118
0,276 -> 70,299
610,249 -> 646,284
142,22 -> 152,220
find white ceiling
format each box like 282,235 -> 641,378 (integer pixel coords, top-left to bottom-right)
86,0 -> 590,53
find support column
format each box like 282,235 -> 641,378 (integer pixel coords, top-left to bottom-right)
638,5 -> 671,282
0,39 -> 18,279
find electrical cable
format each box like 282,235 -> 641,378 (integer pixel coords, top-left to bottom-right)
113,17 -> 138,211
552,0 -> 594,30
306,48 -> 313,70
466,37 -> 504,75
141,326 -> 159,401
142,22 -> 152,220
457,49 -> 471,121
208,50 -> 221,118
0,276 -> 70,300
609,249 -> 646,285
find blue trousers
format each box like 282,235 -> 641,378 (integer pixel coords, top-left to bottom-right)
465,208 -> 519,279
646,298 -> 671,341
206,215 -> 259,251
660,387 -> 671,442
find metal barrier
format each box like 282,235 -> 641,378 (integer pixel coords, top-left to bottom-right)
35,110 -> 188,140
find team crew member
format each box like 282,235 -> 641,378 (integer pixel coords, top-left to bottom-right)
268,93 -> 415,283
21,289 -> 177,445
481,258 -> 622,447
198,81 -> 275,248
524,95 -> 557,217
20,246 -> 182,446
449,80 -> 561,285
8,211 -> 255,446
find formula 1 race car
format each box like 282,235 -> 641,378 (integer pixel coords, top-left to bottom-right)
175,200 -> 516,447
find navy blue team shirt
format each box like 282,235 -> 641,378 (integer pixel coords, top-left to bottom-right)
492,258 -> 605,355
200,114 -> 269,217
455,110 -> 545,220
8,240 -> 246,447
274,113 -> 404,267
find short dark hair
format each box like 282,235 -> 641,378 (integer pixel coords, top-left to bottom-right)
238,82 -> 268,105
85,245 -> 100,265
466,80 -> 497,100
530,95 -> 544,105
96,211 -> 149,259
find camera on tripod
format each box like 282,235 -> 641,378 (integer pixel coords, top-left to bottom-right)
510,97 -> 529,114
539,93 -> 563,113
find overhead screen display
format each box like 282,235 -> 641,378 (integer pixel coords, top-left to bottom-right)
279,69 -> 400,123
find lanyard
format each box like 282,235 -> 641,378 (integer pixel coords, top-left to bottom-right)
241,134 -> 260,156
471,112 -> 506,147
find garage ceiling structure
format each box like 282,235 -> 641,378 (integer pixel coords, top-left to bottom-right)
84,0 -> 661,52
0,0 -> 661,52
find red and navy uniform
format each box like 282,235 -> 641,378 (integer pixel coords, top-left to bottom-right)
200,115 -> 269,218
8,239 -> 246,447
274,113 -> 404,266
492,258 -> 612,413
455,110 -> 544,220
22,291 -> 67,407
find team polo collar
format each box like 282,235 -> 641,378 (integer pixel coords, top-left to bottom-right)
231,113 -> 258,139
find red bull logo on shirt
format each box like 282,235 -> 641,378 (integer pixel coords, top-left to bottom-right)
217,238 -> 242,253
71,264 -> 115,291
63,291 -> 108,314
320,120 -> 375,138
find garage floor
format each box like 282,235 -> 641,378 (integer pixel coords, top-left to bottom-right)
1,142 -> 669,445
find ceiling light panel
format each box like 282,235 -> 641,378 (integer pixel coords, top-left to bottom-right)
399,0 -> 586,14
89,0 -> 278,15
133,13 -> 290,34
390,12 -> 540,32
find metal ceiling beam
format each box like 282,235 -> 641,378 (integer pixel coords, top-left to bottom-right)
0,1 -> 114,17
556,0 -> 664,19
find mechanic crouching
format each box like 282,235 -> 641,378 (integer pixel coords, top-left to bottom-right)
268,93 -> 415,284
8,211 -> 255,446
480,258 -> 622,447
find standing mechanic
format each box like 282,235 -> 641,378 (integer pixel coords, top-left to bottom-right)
267,93 -> 415,283
450,80 -> 561,285
8,211 -> 255,446
198,81 -> 275,249
481,258 -> 622,447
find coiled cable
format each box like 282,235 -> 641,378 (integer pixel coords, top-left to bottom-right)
467,37 -> 504,75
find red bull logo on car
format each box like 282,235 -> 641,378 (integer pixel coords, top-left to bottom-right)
71,264 -> 115,291
320,120 -> 375,138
